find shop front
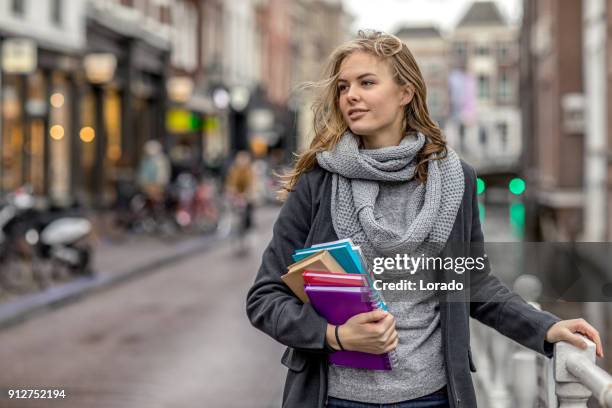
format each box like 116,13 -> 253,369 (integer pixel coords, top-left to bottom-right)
82,18 -> 169,208
0,36 -> 81,205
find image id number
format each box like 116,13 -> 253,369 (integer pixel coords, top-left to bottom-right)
8,389 -> 66,399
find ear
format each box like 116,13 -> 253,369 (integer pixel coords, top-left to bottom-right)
400,85 -> 414,107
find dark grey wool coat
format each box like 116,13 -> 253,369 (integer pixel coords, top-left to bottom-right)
246,160 -> 561,408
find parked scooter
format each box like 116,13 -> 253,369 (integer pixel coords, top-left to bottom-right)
0,187 -> 94,293
0,190 -> 39,293
31,210 -> 94,279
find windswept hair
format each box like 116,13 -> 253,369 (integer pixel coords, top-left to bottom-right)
278,29 -> 448,201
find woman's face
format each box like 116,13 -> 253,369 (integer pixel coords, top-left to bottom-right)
337,51 -> 413,144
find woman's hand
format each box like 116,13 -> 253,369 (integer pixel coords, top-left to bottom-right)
545,318 -> 604,358
327,309 -> 398,355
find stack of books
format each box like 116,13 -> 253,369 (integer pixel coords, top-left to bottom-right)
282,239 -> 394,371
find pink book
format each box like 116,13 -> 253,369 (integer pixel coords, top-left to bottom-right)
303,271 -> 366,287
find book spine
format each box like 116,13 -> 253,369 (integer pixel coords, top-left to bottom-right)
367,281 -> 388,312
366,290 -> 395,370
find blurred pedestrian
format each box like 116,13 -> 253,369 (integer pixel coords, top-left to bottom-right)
224,150 -> 255,253
246,30 -> 604,408
137,140 -> 170,212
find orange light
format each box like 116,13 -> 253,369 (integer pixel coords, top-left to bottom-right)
80,127 -> 95,143
50,93 -> 65,108
50,125 -> 64,140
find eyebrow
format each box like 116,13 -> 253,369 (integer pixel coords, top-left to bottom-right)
337,73 -> 377,82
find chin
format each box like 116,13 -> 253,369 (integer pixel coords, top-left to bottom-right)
348,124 -> 375,137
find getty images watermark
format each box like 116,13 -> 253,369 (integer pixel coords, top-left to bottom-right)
370,253 -> 488,292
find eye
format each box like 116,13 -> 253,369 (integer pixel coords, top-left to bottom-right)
362,80 -> 374,87
337,84 -> 348,92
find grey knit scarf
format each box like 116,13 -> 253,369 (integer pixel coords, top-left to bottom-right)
315,131 -> 465,262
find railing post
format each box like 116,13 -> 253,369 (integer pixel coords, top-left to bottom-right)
512,350 -> 538,407
554,338 -> 595,407
536,353 -> 558,408
489,333 -> 512,407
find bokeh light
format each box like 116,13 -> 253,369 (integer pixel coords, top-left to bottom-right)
80,127 -> 95,143
50,93 -> 65,108
50,125 -> 64,140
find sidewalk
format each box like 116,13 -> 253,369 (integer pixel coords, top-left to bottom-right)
0,231 -> 227,329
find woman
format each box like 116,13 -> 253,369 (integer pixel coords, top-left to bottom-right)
246,31 -> 603,408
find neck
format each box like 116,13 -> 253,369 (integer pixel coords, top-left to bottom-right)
360,131 -> 404,149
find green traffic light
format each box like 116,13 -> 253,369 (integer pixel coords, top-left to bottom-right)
509,178 -> 526,195
476,177 -> 486,195
509,202 -> 525,238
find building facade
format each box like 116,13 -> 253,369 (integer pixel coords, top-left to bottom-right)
520,0 -> 585,240
291,0 -> 352,151
0,0 -> 87,202
446,1 -> 521,174
521,0 -> 612,241
396,25 -> 450,129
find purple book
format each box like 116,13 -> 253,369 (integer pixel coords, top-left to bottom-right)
305,285 -> 393,371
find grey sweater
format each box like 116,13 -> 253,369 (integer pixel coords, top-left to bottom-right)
328,181 -> 446,403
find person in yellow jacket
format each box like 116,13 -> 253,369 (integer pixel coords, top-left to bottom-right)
225,151 -> 256,252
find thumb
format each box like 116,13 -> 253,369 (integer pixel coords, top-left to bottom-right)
357,309 -> 388,323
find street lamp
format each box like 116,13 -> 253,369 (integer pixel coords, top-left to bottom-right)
166,76 -> 194,104
83,53 -> 117,85
212,88 -> 230,110
230,86 -> 250,112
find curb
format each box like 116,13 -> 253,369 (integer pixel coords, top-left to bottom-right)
0,232 -> 229,330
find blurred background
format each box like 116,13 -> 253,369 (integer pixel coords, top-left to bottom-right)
0,0 -> 610,407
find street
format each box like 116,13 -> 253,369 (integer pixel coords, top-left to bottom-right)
0,207 -> 285,408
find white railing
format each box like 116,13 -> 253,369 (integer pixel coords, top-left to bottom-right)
471,275 -> 612,407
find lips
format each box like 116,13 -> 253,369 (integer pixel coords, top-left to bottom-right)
348,109 -> 368,120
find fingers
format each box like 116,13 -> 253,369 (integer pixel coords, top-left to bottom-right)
374,315 -> 397,353
379,313 -> 395,331
573,320 -> 604,358
356,309 -> 388,324
549,319 -> 605,359
564,329 -> 589,350
383,334 -> 399,353
381,320 -> 395,342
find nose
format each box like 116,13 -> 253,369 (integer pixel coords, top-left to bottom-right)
346,85 -> 360,103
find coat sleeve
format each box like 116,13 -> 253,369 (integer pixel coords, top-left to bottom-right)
466,166 -> 561,357
245,170 -> 333,354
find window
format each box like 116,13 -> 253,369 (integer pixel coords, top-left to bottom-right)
458,123 -> 466,151
497,122 -> 508,150
475,45 -> 489,56
479,127 -> 488,146
498,42 -> 511,60
12,0 -> 25,15
51,0 -> 62,26
478,75 -> 490,99
454,42 -> 466,58
498,73 -> 511,101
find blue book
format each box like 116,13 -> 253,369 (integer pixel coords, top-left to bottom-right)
293,242 -> 362,274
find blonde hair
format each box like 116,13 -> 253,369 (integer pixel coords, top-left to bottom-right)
278,30 -> 448,201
